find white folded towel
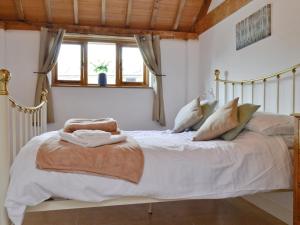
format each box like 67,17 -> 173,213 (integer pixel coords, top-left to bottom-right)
59,130 -> 127,148
73,130 -> 111,142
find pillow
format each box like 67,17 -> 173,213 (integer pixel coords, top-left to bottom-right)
193,98 -> 239,141
281,135 -> 294,148
173,97 -> 203,133
221,104 -> 260,141
191,100 -> 218,131
245,112 -> 294,136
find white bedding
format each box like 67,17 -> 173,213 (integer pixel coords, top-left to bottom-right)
5,130 -> 292,225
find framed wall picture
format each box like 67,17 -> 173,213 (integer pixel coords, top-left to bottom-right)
236,4 -> 271,50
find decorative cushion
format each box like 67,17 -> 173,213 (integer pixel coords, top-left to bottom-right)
192,100 -> 218,131
245,112 -> 294,136
173,97 -> 203,133
221,103 -> 260,141
193,98 -> 239,141
281,135 -> 294,148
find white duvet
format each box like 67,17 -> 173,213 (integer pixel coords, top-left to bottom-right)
5,130 -> 292,225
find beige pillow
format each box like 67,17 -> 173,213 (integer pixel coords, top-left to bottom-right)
173,97 -> 203,133
221,103 -> 260,140
191,100 -> 218,130
193,98 -> 239,141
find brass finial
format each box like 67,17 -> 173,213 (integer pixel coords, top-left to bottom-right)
214,69 -> 220,81
0,69 -> 11,95
41,89 -> 48,102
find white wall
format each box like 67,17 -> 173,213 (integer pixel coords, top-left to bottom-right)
186,40 -> 202,101
5,31 -> 40,106
0,30 -> 40,106
0,30 -> 200,131
197,0 -> 300,114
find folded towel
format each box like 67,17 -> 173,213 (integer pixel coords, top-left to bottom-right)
60,131 -> 86,146
73,130 -> 111,140
59,131 -> 127,148
72,130 -> 112,144
64,118 -> 119,134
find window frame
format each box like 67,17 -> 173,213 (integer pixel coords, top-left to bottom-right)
52,37 -> 149,88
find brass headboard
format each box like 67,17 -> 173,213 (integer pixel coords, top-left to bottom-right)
214,64 -> 300,114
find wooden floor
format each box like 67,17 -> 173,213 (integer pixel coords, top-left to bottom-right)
23,198 -> 287,225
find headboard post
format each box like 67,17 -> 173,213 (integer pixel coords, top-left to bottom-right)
0,69 -> 10,95
0,69 -> 11,225
41,90 -> 48,133
214,69 -> 220,102
293,68 -> 296,113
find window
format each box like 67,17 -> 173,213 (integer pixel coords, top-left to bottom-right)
56,43 -> 82,82
87,42 -> 117,85
121,46 -> 145,83
53,37 -> 148,87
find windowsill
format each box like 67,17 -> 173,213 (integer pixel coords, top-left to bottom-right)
52,84 -> 152,89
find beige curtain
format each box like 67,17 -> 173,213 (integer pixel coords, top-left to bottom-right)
34,27 -> 65,123
135,34 -> 166,126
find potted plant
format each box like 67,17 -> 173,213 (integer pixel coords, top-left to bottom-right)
93,62 -> 109,86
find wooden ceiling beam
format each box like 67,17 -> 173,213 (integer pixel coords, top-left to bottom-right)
13,0 -> 25,21
172,0 -> 186,31
191,0 -> 212,31
1,21 -> 199,40
125,0 -> 133,27
150,0 -> 160,29
44,0 -> 52,23
73,0 -> 79,24
195,0 -> 253,35
101,0 -> 106,26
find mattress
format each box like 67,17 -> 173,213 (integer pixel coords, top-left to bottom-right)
5,130 -> 293,225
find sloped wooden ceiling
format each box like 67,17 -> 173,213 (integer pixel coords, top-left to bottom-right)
0,0 -> 252,40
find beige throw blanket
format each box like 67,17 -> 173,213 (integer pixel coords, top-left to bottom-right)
36,136 -> 144,183
64,118 -> 120,134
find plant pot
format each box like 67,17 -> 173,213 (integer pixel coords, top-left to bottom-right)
98,73 -> 107,86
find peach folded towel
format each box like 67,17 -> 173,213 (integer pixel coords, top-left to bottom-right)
36,135 -> 144,183
64,118 -> 120,134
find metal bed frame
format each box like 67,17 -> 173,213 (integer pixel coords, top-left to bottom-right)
0,64 -> 299,225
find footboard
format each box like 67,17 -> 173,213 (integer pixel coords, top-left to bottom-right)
0,69 -> 48,225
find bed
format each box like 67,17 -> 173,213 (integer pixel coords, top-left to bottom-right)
0,64 -> 299,225
6,129 -> 293,225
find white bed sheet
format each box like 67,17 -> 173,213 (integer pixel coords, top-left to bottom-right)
5,130 -> 292,225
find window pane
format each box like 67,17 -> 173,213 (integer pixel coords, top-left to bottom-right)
57,44 -> 81,81
87,42 -> 116,85
122,47 -> 144,83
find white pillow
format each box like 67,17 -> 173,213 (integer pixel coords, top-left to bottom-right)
281,135 -> 294,148
245,112 -> 294,136
173,97 -> 203,133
